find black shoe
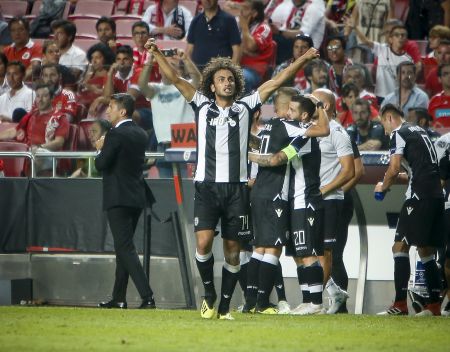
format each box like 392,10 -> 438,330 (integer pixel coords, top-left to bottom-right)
139,298 -> 156,309
98,300 -> 127,309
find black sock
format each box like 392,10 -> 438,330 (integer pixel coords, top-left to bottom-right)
245,257 -> 261,308
195,254 -> 216,305
297,265 -> 310,303
306,264 -> 323,305
423,258 -> 442,303
218,265 -> 239,314
256,261 -> 278,309
331,256 -> 348,291
394,255 -> 410,302
274,262 -> 287,301
238,262 -> 248,294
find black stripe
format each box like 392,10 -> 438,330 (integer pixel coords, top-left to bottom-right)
205,103 -> 219,181
228,107 -> 240,182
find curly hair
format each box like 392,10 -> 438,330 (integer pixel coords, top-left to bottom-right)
199,57 -> 245,101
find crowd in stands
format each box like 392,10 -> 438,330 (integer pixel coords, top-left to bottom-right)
0,0 -> 449,176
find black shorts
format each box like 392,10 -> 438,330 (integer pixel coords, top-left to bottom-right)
323,199 -> 344,250
194,182 -> 252,241
395,197 -> 445,248
445,209 -> 450,259
285,206 -> 324,257
251,196 -> 289,247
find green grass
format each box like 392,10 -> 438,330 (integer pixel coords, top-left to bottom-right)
0,307 -> 449,351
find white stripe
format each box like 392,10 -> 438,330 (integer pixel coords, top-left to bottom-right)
195,106 -> 207,181
309,284 -> 323,293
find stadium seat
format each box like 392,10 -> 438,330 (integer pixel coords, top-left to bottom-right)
113,0 -> 131,15
68,1 -> 114,20
179,0 -> 197,16
73,18 -> 98,39
24,0 -> 42,21
0,141 -> 28,177
0,1 -> 29,20
115,19 -> 137,39
73,38 -> 97,52
110,14 -> 142,20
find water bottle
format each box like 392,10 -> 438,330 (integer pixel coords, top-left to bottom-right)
374,191 -> 386,201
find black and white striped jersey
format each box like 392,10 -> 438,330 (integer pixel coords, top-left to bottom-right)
285,126 -> 322,210
390,122 -> 442,200
190,91 -> 261,183
252,118 -> 307,201
434,133 -> 450,209
318,119 -> 353,200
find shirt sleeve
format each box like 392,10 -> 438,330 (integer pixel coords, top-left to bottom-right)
240,91 -> 262,110
282,134 -> 311,160
228,15 -> 242,46
54,115 -> 70,139
253,23 -> 272,51
372,41 -> 383,56
30,43 -> 42,62
390,130 -> 405,155
300,1 -> 324,37
332,126 -> 353,157
189,91 -> 209,109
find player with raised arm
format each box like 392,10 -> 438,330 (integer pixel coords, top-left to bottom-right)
146,38 -> 319,319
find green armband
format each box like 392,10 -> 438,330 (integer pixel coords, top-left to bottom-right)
282,145 -> 297,161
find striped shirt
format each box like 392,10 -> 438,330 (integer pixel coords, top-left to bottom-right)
190,91 -> 261,182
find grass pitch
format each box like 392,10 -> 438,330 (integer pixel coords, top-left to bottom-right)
0,307 -> 449,351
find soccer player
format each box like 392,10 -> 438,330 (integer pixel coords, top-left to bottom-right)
245,94 -> 329,314
249,94 -> 330,315
376,104 -> 444,316
311,89 -> 355,315
146,38 -> 319,319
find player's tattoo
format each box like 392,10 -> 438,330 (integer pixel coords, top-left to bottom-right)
248,151 -> 288,167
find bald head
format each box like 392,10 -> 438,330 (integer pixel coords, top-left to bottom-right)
312,88 -> 336,119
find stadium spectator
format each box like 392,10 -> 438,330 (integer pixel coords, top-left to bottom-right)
325,0 -> 355,35
0,53 -> 8,96
272,33 -> 313,94
381,61 -> 429,117
138,48 -> 200,177
303,59 -> 328,94
269,0 -> 325,64
186,0 -> 241,69
29,0 -> 66,38
407,107 -> 441,142
0,83 -> 69,153
239,0 -> 274,93
347,19 -> 413,102
346,98 -> 386,150
338,82 -> 379,128
342,63 -> 377,108
51,20 -> 88,80
325,35 -> 352,96
41,63 -> 78,122
96,17 -> 119,52
78,43 -> 115,109
376,104 -> 444,316
425,40 -> 450,97
3,17 -> 42,81
429,63 -> 450,127
427,25 -> 450,60
0,61 -> 34,122
101,45 -> 155,147
406,0 -> 447,40
142,0 -> 193,40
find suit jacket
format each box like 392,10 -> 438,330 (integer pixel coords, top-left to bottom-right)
95,120 -> 154,210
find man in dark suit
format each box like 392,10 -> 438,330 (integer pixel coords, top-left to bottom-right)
95,93 -> 156,309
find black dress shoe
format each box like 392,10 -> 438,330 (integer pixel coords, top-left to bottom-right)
98,300 -> 127,309
138,298 -> 156,309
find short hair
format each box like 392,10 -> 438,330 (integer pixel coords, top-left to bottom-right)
273,87 -> 299,105
429,25 -> 450,40
93,119 -> 113,134
41,63 -> 62,75
326,35 -> 346,49
111,93 -> 135,116
342,82 -> 359,97
132,21 -> 150,33
200,57 -> 245,101
304,59 -> 328,80
380,103 -> 404,118
0,53 -> 8,68
290,95 -> 316,119
51,20 -> 77,43
8,17 -> 29,32
34,83 -> 54,98
396,60 -> 415,75
438,62 -> 450,77
7,60 -> 26,75
116,45 -> 134,58
344,63 -> 373,89
409,107 -> 432,122
96,16 -> 116,33
295,33 -> 314,48
352,98 -> 371,113
87,43 -> 116,67
389,24 -> 407,36
42,39 -> 58,54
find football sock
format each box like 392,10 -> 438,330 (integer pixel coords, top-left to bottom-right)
331,256 -> 348,290
218,262 -> 240,314
297,264 -> 310,303
422,255 -> 442,304
306,261 -> 323,305
393,253 -> 410,302
238,251 -> 251,294
195,251 -> 216,303
256,254 -> 279,308
274,262 -> 287,302
245,253 -> 262,307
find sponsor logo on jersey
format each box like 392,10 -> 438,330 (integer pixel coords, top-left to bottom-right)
307,217 -> 314,226
208,116 -> 237,127
406,207 -> 413,215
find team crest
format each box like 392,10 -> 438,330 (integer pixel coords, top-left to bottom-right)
22,52 -> 31,60
194,217 -> 199,226
231,105 -> 241,113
